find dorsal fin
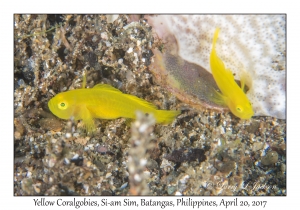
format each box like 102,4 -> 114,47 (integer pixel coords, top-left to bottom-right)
239,69 -> 252,92
93,83 -> 157,109
93,84 -> 122,93
124,94 -> 157,109
82,71 -> 86,89
224,67 -> 236,82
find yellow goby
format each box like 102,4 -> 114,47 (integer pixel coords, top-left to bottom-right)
48,83 -> 180,133
210,28 -> 254,119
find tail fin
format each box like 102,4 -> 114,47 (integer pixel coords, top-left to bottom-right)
212,28 -> 220,49
154,110 -> 181,124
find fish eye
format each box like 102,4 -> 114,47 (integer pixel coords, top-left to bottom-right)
58,101 -> 68,110
236,106 -> 243,112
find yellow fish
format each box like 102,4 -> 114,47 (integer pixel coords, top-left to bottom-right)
210,28 -> 254,119
48,82 -> 180,133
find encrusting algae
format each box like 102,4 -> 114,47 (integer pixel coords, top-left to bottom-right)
48,75 -> 180,133
210,28 -> 254,119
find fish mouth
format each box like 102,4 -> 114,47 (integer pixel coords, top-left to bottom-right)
242,112 -> 255,120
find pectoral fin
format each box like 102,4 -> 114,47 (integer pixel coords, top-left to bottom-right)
93,84 -> 122,93
210,89 -> 228,106
78,105 -> 95,134
82,117 -> 95,134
